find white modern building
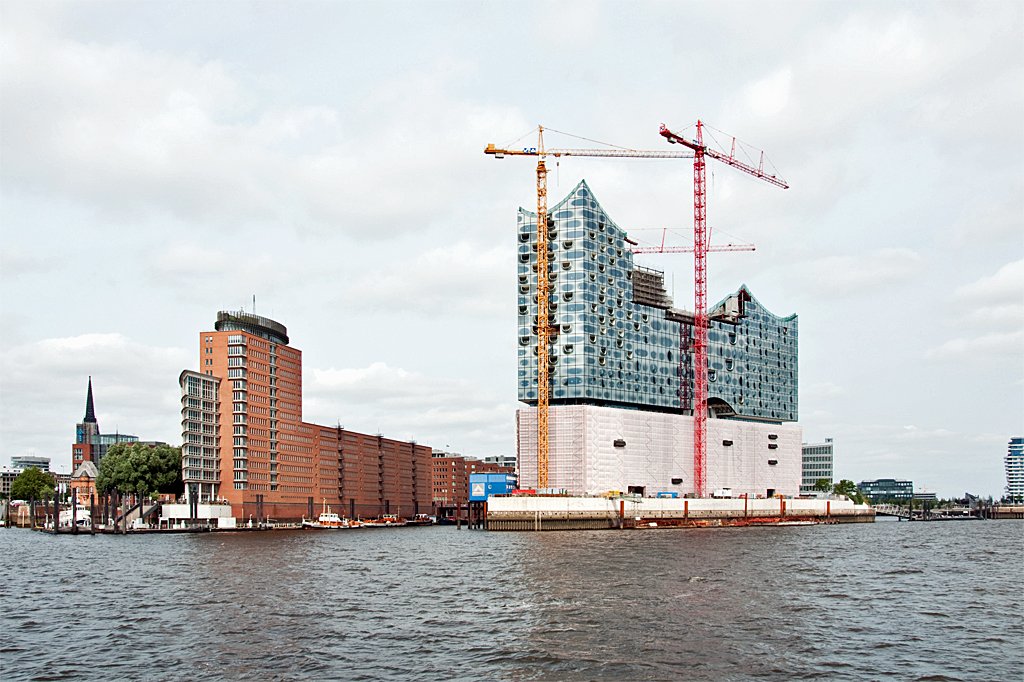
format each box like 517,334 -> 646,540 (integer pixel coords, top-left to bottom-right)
801,439 -> 834,493
1007,437 -> 1023,500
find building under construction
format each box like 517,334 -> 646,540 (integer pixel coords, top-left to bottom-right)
516,180 -> 801,498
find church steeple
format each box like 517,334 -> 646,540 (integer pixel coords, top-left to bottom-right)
84,376 -> 97,423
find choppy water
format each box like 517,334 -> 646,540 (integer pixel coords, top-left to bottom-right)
1,519 -> 1020,681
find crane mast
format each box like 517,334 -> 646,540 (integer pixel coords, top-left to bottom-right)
535,128 -> 550,489
660,120 -> 788,497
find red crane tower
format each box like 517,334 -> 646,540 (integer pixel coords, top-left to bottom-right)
660,120 -> 788,497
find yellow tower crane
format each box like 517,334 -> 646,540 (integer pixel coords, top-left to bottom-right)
485,127 -> 694,490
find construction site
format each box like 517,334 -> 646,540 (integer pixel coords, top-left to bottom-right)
484,122 -> 873,528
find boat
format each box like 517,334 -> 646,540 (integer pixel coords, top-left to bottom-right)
406,514 -> 434,526
362,514 -> 408,527
302,500 -> 362,529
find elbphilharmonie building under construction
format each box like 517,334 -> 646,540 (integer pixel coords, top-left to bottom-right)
515,180 -> 802,498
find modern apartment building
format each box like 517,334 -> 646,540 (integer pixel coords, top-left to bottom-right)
1006,437 -> 1023,500
514,181 -> 801,497
182,311 -> 431,521
801,439 -> 834,493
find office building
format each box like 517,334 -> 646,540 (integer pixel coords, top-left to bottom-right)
515,181 -> 801,497
858,478 -> 913,502
10,456 -> 50,472
1007,437 -> 1023,500
801,439 -> 834,493
182,311 -> 432,521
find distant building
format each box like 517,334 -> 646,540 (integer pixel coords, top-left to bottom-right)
69,462 -> 99,505
431,450 -> 514,504
800,439 -> 834,493
1,467 -> 17,498
858,478 -> 913,502
71,377 -> 144,466
1006,437 -> 1023,500
482,455 -> 517,469
10,456 -> 50,472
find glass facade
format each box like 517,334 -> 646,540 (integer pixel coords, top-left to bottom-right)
858,478 -> 913,502
517,180 -> 798,423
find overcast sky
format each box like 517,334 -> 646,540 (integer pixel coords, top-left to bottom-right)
1,1 -> 1021,498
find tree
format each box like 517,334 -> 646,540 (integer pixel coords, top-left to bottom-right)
832,479 -> 866,505
813,478 -> 831,493
10,467 -> 55,502
97,442 -> 182,499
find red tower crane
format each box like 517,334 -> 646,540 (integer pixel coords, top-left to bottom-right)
660,121 -> 788,497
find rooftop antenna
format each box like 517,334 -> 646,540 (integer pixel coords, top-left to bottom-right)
253,295 -> 256,315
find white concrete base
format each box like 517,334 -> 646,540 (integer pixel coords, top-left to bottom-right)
517,405 -> 802,498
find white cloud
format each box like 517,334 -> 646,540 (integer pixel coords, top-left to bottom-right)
954,259 -> 1024,300
0,22 -> 527,237
336,241 -> 513,316
745,68 -> 793,118
790,248 -> 923,296
305,362 -> 514,454
924,330 -> 1024,361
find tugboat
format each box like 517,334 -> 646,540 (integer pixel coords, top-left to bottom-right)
302,500 -> 361,529
406,514 -> 434,526
361,514 -> 408,527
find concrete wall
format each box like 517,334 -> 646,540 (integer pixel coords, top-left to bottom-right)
517,405 -> 801,498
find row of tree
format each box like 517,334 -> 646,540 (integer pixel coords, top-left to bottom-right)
4,443 -> 183,503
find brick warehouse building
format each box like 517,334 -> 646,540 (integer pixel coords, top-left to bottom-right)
180,311 -> 431,522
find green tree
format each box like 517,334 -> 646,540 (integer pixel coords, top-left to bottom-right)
97,442 -> 182,498
813,478 -> 831,493
832,479 -> 866,504
10,466 -> 55,501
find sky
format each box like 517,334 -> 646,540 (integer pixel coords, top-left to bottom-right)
1,1 -> 1021,498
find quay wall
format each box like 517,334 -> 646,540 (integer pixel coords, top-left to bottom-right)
485,496 -> 874,531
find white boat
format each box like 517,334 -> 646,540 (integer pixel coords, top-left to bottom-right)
302,501 -> 361,529
56,505 -> 92,530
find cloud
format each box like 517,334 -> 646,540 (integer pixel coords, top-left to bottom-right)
0,334 -> 191,468
790,248 -> 923,296
305,362 -> 514,454
0,247 -> 57,281
745,68 -> 793,118
336,241 -> 514,316
0,22 -> 527,237
954,259 -> 1024,300
924,330 -> 1024,361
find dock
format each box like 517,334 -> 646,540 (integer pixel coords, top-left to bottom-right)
485,496 -> 874,531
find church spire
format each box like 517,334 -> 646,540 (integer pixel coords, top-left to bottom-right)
84,376 -> 97,423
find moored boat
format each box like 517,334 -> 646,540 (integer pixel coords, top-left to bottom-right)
362,514 -> 408,527
302,501 -> 362,529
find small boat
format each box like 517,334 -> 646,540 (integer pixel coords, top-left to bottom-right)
362,514 -> 408,527
406,514 -> 434,526
302,500 -> 361,529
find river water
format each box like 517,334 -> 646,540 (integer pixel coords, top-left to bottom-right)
1,519 -> 1020,681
